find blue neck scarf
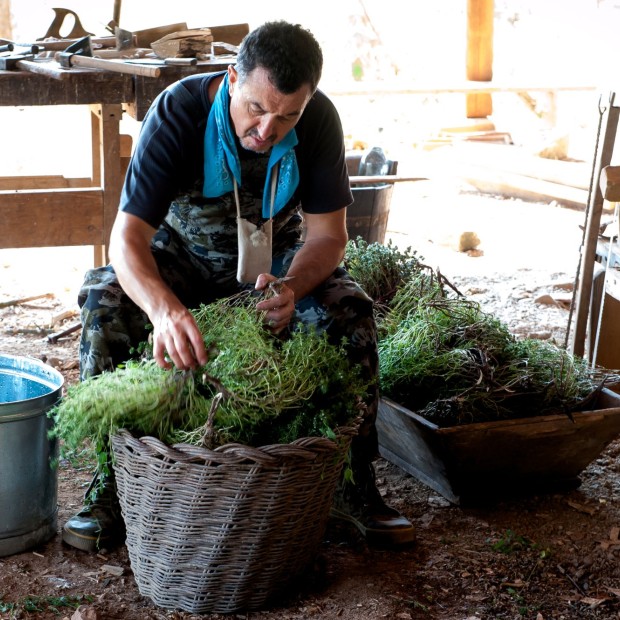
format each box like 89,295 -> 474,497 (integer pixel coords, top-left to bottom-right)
202,73 -> 299,219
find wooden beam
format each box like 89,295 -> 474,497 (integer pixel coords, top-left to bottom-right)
466,0 -> 494,118
430,142 -> 590,190
323,81 -> 596,97
454,166 -> 587,210
0,188 -> 103,247
0,0 -> 12,39
91,103 -> 123,266
0,176 -> 92,190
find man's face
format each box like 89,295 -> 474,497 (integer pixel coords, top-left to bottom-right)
227,65 -> 312,154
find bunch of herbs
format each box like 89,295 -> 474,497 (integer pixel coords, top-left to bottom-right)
50,291 -> 367,456
352,241 -> 612,427
343,237 -> 425,310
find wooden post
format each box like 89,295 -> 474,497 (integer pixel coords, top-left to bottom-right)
90,104 -> 123,267
466,0 -> 494,118
570,93 -> 620,358
0,0 -> 12,39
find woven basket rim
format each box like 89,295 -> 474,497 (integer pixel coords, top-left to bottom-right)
112,423 -> 358,466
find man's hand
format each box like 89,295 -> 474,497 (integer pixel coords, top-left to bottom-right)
150,303 -> 208,370
109,212 -> 208,371
255,274 -> 296,333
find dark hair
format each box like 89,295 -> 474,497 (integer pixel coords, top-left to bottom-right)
235,20 -> 323,94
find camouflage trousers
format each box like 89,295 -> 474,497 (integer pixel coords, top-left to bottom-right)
78,223 -> 380,460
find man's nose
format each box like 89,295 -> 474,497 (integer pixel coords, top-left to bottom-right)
257,116 -> 276,140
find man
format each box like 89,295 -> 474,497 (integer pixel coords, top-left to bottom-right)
63,20 -> 414,552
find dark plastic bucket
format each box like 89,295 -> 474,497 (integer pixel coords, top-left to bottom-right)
0,354 -> 63,556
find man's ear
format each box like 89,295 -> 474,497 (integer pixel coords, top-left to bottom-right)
227,65 -> 238,94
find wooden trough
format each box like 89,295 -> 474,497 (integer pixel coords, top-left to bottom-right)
377,388 -> 620,504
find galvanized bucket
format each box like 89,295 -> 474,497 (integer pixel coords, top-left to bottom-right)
0,353 -> 64,556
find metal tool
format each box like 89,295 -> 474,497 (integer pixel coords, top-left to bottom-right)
0,40 -> 42,55
1,36 -> 114,53
115,26 -> 134,51
0,52 -> 69,79
162,57 -> 197,66
55,36 -> 161,78
38,7 -> 94,40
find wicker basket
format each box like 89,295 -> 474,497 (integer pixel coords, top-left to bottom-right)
111,426 -> 355,614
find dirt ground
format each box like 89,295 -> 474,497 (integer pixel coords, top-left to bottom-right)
2,182 -> 620,620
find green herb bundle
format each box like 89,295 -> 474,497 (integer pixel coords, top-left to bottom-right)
348,240 -> 612,428
379,290 -> 598,426
185,294 -> 368,446
50,361 -> 208,455
50,293 -> 368,455
343,237 -> 424,309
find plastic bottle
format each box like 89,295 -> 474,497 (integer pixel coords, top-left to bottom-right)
358,146 -> 389,176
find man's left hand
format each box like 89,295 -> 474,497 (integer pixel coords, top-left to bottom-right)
255,274 -> 295,333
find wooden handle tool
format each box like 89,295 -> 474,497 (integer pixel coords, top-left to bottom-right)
0,54 -> 70,79
55,37 -> 161,78
56,53 -> 161,77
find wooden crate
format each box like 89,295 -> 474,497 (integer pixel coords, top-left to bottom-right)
377,388 -> 620,504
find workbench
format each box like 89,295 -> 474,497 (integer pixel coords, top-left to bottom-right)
0,59 -> 230,266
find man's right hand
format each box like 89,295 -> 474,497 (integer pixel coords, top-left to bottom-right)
150,304 -> 208,371
109,211 -> 208,371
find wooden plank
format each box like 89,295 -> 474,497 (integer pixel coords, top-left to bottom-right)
430,142 -> 590,190
0,188 -> 103,247
133,22 -> 188,48
601,165 -> 620,201
208,23 -> 249,46
323,81 -> 596,97
0,176 -> 92,190
151,29 -> 213,59
125,59 -> 231,120
377,398 -> 459,503
0,70 -> 133,106
420,144 -> 588,210
443,162 -> 588,209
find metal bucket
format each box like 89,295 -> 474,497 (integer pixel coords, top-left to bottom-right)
0,353 -> 64,556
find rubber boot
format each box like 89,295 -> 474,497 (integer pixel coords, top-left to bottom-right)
62,466 -> 125,552
330,457 -> 415,547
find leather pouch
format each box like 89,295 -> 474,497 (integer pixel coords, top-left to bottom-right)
236,217 -> 273,283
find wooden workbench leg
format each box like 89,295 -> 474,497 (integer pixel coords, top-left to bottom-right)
90,103 -> 123,267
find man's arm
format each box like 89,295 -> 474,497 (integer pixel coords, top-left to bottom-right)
255,207 -> 348,331
108,211 -> 208,370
